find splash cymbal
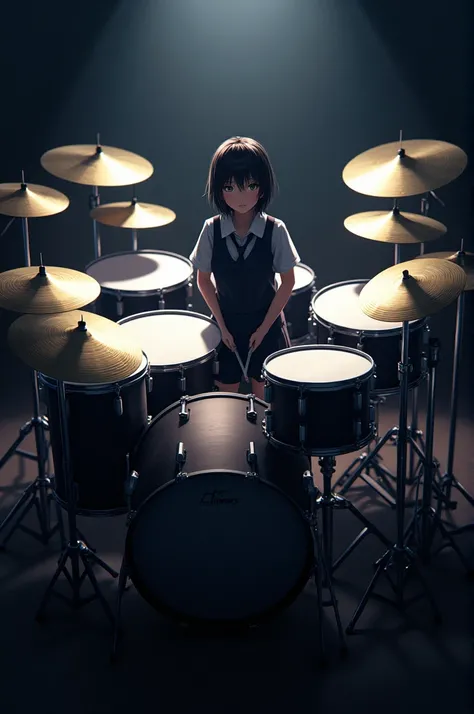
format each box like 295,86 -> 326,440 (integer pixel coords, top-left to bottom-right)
343,139 -> 468,198
90,200 -> 176,229
359,258 -> 466,322
344,209 -> 447,245
419,250 -> 474,291
8,310 -> 143,383
40,143 -> 154,187
0,265 -> 101,313
0,182 -> 69,218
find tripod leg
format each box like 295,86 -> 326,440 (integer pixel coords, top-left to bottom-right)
87,548 -> 119,579
346,550 -> 391,634
405,546 -> 442,622
111,558 -> 129,662
0,482 -> 37,545
312,525 -> 327,666
35,548 -> 69,621
433,514 -> 473,573
342,498 -> 392,547
80,552 -> 115,625
0,421 -> 34,469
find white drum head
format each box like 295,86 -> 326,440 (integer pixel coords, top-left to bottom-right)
86,251 -> 193,293
119,311 -> 221,367
313,281 -> 415,332
266,346 -> 372,384
275,263 -> 314,291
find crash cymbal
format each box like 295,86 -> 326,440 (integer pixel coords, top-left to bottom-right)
8,310 -> 143,384
359,257 -> 466,322
419,250 -> 474,291
90,200 -> 176,229
0,182 -> 69,218
344,209 -> 447,245
343,139 -> 468,198
41,143 -> 154,187
0,264 -> 101,314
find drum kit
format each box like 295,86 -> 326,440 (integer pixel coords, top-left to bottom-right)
0,132 -> 472,663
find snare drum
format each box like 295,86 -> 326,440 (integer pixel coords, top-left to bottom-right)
86,250 -> 194,320
276,263 -> 316,341
118,310 -> 221,417
125,392 -> 313,625
311,280 -> 427,395
262,345 -> 375,456
40,354 -> 149,515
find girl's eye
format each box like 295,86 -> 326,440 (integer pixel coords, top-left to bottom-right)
223,185 -> 234,192
248,183 -> 259,191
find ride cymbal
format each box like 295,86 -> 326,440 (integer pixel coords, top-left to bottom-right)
359,258 -> 466,322
41,143 -> 154,187
342,139 -> 468,198
344,209 -> 447,245
8,310 -> 143,383
0,182 -> 69,218
0,264 -> 101,314
419,250 -> 474,291
90,200 -> 176,229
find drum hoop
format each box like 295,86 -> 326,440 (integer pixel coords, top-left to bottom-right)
131,391 -> 267,456
262,344 -> 375,392
311,279 -> 425,337
38,352 -> 149,394
118,309 -> 221,372
85,249 -> 193,297
125,467 -> 314,625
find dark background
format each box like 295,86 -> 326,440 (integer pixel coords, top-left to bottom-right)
0,3 -> 473,712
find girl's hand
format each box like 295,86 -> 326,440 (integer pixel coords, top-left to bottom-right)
221,327 -> 236,351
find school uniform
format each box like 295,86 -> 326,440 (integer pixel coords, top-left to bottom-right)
189,212 -> 300,384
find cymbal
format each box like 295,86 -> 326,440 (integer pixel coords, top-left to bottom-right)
359,257 -> 466,322
8,310 -> 143,384
90,200 -> 176,229
344,209 -> 447,245
419,250 -> 474,291
0,182 -> 69,218
342,139 -> 468,197
0,265 -> 101,314
40,144 -> 154,187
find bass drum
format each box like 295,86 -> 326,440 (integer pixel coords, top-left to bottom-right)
126,393 -> 314,626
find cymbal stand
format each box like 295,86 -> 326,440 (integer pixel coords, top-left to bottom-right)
131,190 -> 139,251
0,193 -> 62,547
436,247 -> 474,518
89,136 -> 103,260
346,295 -> 441,634
404,338 -> 472,570
36,377 -> 117,624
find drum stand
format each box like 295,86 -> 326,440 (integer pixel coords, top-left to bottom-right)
35,379 -> 117,624
403,339 -> 472,570
0,208 -> 62,547
346,306 -> 441,634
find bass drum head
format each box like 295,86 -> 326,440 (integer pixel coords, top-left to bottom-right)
126,393 -> 313,625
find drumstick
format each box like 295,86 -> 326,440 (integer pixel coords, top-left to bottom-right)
234,349 -> 249,382
244,348 -> 253,380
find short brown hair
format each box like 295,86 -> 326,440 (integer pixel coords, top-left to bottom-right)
205,136 -> 276,216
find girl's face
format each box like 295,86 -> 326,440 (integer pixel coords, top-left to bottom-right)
222,177 -> 260,214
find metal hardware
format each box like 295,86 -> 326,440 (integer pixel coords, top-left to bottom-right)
178,396 -> 190,424
246,394 -> 257,422
116,295 -> 124,317
114,387 -> 123,416
264,408 -> 273,433
158,290 -> 165,310
264,382 -> 272,403
179,367 -> 186,393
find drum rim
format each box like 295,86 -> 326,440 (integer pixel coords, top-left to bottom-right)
311,279 -> 425,337
38,352 -> 149,392
262,344 -> 375,391
85,249 -> 193,297
125,468 -> 314,626
280,262 -> 316,296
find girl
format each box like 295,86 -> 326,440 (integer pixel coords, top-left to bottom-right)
189,136 -> 299,401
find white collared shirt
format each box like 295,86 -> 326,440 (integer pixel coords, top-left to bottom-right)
189,212 -> 300,274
